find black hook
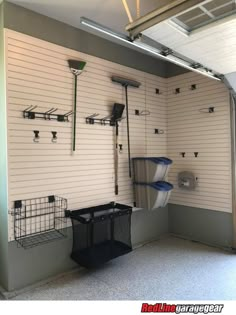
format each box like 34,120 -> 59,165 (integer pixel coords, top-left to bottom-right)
51,131 -> 57,143
180,152 -> 186,158
155,129 -> 164,134
33,130 -> 40,143
175,88 -> 180,94
191,84 -> 197,90
199,107 -> 215,113
194,152 -> 199,158
135,110 -> 150,116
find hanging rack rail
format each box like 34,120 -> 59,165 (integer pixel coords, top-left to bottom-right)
23,106 -> 73,122
85,114 -> 125,126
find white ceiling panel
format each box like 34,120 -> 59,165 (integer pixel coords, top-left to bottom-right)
143,15 -> 236,74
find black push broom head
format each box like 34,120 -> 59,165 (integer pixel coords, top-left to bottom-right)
68,59 -> 86,76
111,75 -> 141,88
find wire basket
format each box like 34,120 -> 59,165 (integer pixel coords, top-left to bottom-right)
11,195 -> 67,249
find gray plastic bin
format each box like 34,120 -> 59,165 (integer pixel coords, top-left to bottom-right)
133,157 -> 172,183
134,181 -> 173,210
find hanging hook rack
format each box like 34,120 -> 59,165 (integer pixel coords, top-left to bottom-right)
85,114 -> 125,126
23,106 -> 72,122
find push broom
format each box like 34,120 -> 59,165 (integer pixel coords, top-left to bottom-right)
111,76 -> 141,178
68,60 -> 86,152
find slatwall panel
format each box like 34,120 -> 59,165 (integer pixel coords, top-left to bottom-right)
167,72 -> 232,213
6,29 -> 167,241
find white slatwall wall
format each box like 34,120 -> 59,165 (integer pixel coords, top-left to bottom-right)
6,30 -> 167,241
5,29 -> 232,241
167,72 -> 232,212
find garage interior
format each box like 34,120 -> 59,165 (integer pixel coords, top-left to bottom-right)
0,0 -> 236,300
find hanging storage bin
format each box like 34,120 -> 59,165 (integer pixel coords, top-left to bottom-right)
65,202 -> 132,268
133,157 -> 172,183
134,181 -> 173,210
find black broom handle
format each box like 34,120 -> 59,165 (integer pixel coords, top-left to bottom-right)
115,121 -> 119,195
125,85 -> 132,178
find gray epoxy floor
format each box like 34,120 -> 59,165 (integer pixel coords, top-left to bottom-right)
9,237 -> 236,300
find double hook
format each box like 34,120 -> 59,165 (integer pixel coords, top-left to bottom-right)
33,131 -> 58,143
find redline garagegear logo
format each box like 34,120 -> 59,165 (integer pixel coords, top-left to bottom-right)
141,303 -> 224,314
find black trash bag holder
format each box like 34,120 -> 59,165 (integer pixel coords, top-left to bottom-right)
65,202 -> 132,268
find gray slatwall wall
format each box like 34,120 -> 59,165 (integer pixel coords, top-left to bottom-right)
167,72 -> 232,213
6,29 -> 167,241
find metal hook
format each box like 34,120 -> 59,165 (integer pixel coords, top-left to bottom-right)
24,105 -> 37,112
199,107 -> 215,113
140,110 -> 151,116
64,111 -> 73,117
135,110 -> 150,116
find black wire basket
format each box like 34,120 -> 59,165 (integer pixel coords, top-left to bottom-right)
65,202 -> 132,268
11,195 -> 67,249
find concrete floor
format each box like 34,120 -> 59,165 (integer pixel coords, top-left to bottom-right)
5,237 -> 236,300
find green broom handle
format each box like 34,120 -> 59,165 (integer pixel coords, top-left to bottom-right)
73,75 -> 78,152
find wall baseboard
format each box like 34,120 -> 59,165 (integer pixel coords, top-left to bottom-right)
169,204 -> 233,248
5,208 -> 168,292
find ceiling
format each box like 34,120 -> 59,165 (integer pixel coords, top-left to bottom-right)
143,14 -> 236,74
8,0 -> 172,34
7,0 -> 236,77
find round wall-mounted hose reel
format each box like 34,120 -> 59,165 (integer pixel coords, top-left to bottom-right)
178,171 -> 197,191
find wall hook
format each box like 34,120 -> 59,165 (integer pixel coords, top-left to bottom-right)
51,131 -> 57,143
199,107 -> 215,113
135,109 -> 150,116
194,152 -> 199,158
191,84 -> 197,90
180,152 -> 186,158
175,88 -> 180,94
33,130 -> 40,143
155,129 -> 164,134
155,88 -> 161,95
